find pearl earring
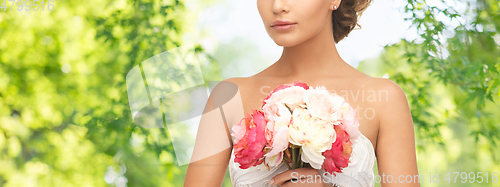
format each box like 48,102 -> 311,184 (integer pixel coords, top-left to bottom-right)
334,6 -> 337,10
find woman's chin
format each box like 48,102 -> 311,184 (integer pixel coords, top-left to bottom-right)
272,38 -> 300,47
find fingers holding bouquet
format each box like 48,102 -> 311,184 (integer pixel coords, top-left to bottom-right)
269,167 -> 328,187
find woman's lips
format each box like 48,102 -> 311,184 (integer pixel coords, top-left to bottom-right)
272,23 -> 297,31
271,20 -> 297,31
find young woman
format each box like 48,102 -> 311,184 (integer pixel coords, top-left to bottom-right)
184,0 -> 419,186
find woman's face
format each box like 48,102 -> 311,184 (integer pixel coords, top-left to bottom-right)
257,0 -> 336,47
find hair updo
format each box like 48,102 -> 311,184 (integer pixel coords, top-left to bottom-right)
332,0 -> 373,43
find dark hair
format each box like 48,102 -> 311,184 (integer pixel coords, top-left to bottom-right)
332,0 -> 373,43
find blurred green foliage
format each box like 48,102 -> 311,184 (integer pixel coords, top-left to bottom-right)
359,0 -> 500,186
402,0 -> 499,108
399,0 -> 500,150
0,0 -> 222,186
0,0 -> 498,187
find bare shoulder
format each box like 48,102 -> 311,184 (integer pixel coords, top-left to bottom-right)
357,77 -> 412,123
217,76 -> 260,97
377,77 -> 406,92
367,77 -> 413,127
203,78 -> 245,116
343,68 -> 407,98
365,77 -> 408,103
208,77 -> 251,110
367,79 -> 419,185
208,77 -> 247,98
218,77 -> 252,90
208,77 -> 255,128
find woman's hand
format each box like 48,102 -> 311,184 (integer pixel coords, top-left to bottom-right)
269,167 -> 334,187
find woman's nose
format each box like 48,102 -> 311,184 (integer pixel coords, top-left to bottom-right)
272,0 -> 290,14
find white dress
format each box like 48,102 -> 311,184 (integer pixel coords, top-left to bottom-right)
228,133 -> 376,187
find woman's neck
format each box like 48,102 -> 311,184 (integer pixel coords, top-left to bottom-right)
268,23 -> 353,79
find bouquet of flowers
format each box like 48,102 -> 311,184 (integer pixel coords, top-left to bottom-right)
231,81 -> 361,176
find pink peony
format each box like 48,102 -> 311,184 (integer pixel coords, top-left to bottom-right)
322,126 -> 353,175
338,103 -> 361,140
231,110 -> 268,169
264,124 -> 289,166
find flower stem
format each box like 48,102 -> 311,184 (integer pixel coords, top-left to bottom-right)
293,147 -> 301,169
283,157 -> 292,170
283,152 -> 293,170
299,148 -> 304,168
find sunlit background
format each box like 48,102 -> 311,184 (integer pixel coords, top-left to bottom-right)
0,0 -> 499,186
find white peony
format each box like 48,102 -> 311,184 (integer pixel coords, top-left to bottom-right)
288,106 -> 336,169
303,86 -> 346,125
